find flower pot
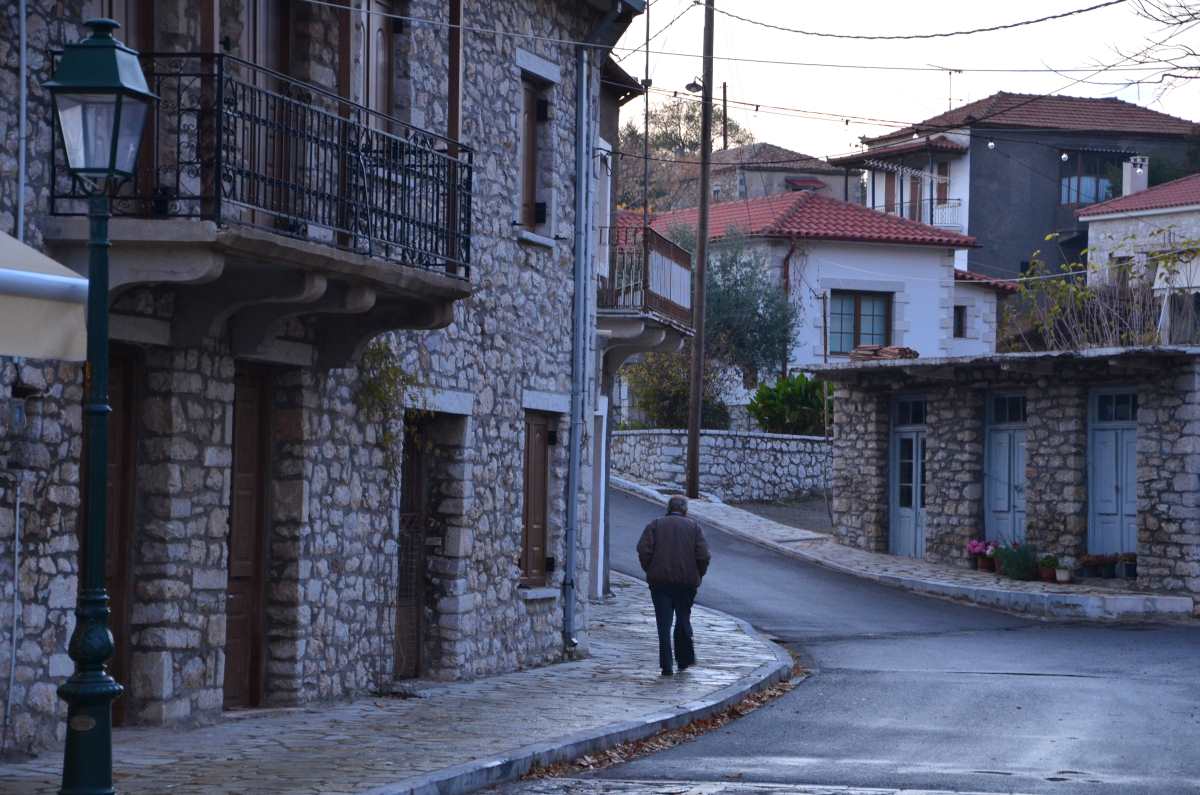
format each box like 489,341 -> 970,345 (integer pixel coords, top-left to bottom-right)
1055,567 -> 1072,584
970,556 -> 979,570
1038,567 -> 1056,583
1101,562 -> 1118,579
978,556 -> 995,572
994,558 -> 1006,576
1081,564 -> 1099,578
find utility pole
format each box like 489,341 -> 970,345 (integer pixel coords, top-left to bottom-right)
642,1 -> 651,226
686,0 -> 715,499
722,81 -> 728,150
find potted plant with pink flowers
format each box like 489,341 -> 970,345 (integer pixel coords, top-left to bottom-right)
966,538 -> 988,569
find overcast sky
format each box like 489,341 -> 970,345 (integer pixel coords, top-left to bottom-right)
612,0 -> 1199,158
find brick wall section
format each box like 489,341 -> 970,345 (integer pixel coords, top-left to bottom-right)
830,384 -> 889,552
921,387 -> 986,566
610,429 -> 829,502
1137,362 -> 1200,596
1024,381 -> 1089,563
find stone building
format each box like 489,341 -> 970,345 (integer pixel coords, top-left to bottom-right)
0,0 -> 642,753
668,142 -> 860,211
815,348 -> 1200,609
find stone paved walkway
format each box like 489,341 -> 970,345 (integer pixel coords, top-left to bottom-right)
0,575 -> 788,795
614,477 -> 1197,621
495,779 -> 1036,795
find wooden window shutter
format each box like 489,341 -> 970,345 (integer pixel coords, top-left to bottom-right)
936,161 -> 949,204
521,84 -> 539,228
884,171 -> 896,213
522,414 -> 550,584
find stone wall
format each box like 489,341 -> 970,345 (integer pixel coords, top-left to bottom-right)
829,384 -> 888,552
610,429 -> 828,503
921,386 -> 985,566
1024,381 -> 1089,563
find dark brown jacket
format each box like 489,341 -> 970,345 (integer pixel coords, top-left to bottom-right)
637,512 -> 711,588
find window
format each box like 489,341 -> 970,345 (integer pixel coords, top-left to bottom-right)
1097,392 -> 1138,423
520,80 -> 546,229
830,291 -> 892,354
953,305 -> 967,338
896,398 -> 927,426
991,395 -> 1027,424
936,161 -> 950,205
1060,151 -> 1123,206
521,413 -> 552,584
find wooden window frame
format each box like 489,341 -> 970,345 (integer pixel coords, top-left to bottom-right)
521,412 -> 552,586
520,80 -> 543,230
830,290 -> 893,354
936,161 -> 950,205
884,171 -> 896,213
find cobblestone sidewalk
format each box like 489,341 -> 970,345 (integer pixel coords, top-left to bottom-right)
614,477 -> 1196,621
0,575 -> 789,795
496,779 -> 1036,795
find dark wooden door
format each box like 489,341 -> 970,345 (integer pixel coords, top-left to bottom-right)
224,367 -> 270,709
522,414 -> 551,585
395,421 -> 428,679
105,349 -> 138,726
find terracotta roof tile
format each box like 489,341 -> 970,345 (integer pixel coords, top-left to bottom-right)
955,268 -> 1019,294
648,192 -> 976,249
829,135 -> 967,166
866,91 -> 1198,145
1078,171 -> 1200,217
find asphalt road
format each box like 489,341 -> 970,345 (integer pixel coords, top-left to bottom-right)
586,491 -> 1200,795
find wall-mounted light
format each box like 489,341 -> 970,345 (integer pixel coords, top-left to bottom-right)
1061,152 -> 1070,162
685,77 -> 703,94
987,141 -> 996,150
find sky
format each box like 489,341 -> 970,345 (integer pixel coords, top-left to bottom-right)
611,0 -> 1200,159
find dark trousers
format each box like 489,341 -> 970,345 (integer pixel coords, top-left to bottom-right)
650,584 -> 697,672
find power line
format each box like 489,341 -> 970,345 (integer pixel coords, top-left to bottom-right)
615,0 -> 693,62
295,0 -> 1173,76
711,0 -> 1129,41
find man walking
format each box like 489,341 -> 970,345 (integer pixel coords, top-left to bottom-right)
637,496 -> 711,676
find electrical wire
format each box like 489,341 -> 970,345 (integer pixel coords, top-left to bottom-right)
615,0 -> 693,63
711,0 -> 1129,41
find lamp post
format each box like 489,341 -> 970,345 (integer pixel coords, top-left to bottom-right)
44,18 -> 155,795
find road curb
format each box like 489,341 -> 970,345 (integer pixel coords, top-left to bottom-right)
611,478 -> 1196,622
359,595 -> 793,795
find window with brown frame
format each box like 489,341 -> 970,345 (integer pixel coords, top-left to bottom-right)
953,305 -> 967,338
884,171 -> 896,213
521,412 -> 552,585
936,161 -> 950,204
830,290 -> 892,354
520,80 -> 547,229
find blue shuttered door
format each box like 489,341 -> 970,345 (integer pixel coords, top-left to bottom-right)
1089,391 -> 1138,555
985,394 -> 1027,545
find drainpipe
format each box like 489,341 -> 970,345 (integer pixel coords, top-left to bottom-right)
565,0 -> 625,652
17,0 -> 28,241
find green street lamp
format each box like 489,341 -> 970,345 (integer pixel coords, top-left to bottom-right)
44,18 -> 155,795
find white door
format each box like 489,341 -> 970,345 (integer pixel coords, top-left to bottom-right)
1089,390 -> 1138,555
890,398 -> 927,559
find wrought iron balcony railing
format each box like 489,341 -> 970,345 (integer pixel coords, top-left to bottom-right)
50,53 -> 472,278
869,198 -> 962,229
598,225 -> 693,328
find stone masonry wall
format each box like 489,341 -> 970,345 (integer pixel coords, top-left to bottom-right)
921,386 -> 985,567
610,429 -> 828,503
1024,380 -> 1089,564
829,384 -> 889,552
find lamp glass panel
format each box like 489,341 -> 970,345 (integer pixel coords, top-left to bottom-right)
115,97 -> 148,175
55,93 -> 118,173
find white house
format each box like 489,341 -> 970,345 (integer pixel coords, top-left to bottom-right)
649,191 -> 1012,378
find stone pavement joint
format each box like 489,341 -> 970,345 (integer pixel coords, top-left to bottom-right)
613,476 -> 1197,622
0,574 -> 790,795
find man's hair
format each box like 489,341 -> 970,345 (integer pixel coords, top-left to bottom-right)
667,496 -> 688,515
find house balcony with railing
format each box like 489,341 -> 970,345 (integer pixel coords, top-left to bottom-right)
596,223 -> 693,376
43,53 -> 473,368
868,198 -> 963,230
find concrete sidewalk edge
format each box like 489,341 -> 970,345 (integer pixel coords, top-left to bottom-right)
611,477 -> 1195,622
361,602 -> 793,795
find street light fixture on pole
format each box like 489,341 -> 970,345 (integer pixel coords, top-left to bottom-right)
44,18 -> 155,795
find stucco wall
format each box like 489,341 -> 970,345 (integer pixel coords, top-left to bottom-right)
610,429 -> 829,502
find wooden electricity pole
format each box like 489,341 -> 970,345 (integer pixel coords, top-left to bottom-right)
685,0 -> 715,499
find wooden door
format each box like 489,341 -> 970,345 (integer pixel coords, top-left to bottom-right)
105,349 -> 139,726
395,420 -> 428,680
884,171 -> 896,213
908,175 -> 923,221
224,367 -> 270,709
82,0 -> 152,49
522,414 -> 551,584
237,0 -> 290,221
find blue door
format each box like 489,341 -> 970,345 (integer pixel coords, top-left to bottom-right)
1089,390 -> 1138,554
985,394 -> 1027,544
890,398 -> 927,559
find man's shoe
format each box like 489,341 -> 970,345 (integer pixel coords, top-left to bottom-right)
661,668 -> 674,677
677,663 -> 690,672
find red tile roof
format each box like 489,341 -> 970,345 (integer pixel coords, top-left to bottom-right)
709,143 -> 845,175
955,268 -> 1019,294
866,92 -> 1198,145
829,135 -> 967,166
648,192 -> 976,249
1077,172 -> 1200,218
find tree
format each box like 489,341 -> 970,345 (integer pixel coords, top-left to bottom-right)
1120,3 -> 1200,92
747,372 -> 828,436
621,350 -> 732,429
646,98 -> 754,156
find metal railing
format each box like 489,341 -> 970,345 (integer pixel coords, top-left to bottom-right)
869,198 -> 961,229
50,53 -> 472,278
598,225 -> 693,328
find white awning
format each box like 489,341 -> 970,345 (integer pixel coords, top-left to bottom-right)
0,231 -> 87,361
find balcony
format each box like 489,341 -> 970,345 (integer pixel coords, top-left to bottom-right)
869,198 -> 962,230
596,224 -> 693,376
44,53 -> 473,368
